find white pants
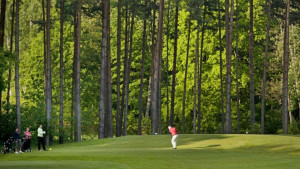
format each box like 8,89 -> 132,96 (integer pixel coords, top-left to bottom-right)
171,134 -> 178,148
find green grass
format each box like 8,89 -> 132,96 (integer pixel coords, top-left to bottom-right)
1,134 -> 300,169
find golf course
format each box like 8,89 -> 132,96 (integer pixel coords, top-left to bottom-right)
0,134 -> 299,169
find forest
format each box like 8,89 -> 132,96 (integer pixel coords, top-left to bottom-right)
0,0 -> 299,145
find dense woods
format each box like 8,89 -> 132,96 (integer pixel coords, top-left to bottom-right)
0,0 -> 299,143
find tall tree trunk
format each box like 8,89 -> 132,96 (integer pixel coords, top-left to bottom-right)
225,0 -> 234,134
170,0 -> 179,126
166,0 -> 171,125
15,0 -> 20,131
99,0 -> 111,139
6,0 -> 15,115
115,0 -> 122,137
193,25 -> 200,134
282,0 -> 290,134
42,0 -> 46,105
146,0 -> 157,119
124,10 -> 134,137
120,5 -> 129,135
151,0 -> 164,135
197,5 -> 206,134
74,0 -> 81,142
261,0 -> 271,134
105,0 -> 112,138
138,0 -> 148,135
218,0 -> 225,134
59,0 -> 64,144
45,0 -> 52,146
71,11 -> 76,141
249,0 -> 255,134
235,0 -> 240,134
182,18 -> 191,134
0,0 -> 7,112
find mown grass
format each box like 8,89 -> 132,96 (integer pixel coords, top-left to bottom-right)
1,134 -> 300,169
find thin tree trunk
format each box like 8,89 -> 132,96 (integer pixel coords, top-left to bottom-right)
15,0 -> 20,131
42,0 -> 46,105
45,0 -> 52,146
166,0 -> 170,125
106,0 -> 112,138
115,0 -> 122,137
71,12 -> 76,141
249,0 -> 255,134
261,0 -> 271,134
225,0 -> 233,134
282,0 -> 290,134
197,5 -> 206,134
170,0 -> 179,126
235,0 -> 240,134
193,25 -> 200,134
124,12 -> 134,136
218,0 -> 224,134
120,5 -> 129,135
59,0 -> 64,144
182,18 -> 191,134
138,0 -> 148,135
74,0 -> 81,142
6,0 -> 15,115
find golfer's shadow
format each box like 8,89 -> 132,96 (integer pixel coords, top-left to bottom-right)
200,144 -> 221,148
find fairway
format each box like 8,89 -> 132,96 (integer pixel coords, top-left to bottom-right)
0,134 -> 300,169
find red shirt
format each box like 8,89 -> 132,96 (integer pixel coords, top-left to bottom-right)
169,127 -> 178,136
24,131 -> 31,140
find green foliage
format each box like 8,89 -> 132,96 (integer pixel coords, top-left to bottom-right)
288,117 -> 300,135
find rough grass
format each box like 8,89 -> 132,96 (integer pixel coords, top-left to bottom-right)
1,134 -> 300,169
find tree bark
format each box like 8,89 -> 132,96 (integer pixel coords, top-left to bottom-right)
249,0 -> 255,134
193,25 -> 200,134
115,0 -> 122,137
218,0 -> 225,134
138,0 -> 148,135
42,0 -> 47,106
59,0 -> 64,144
151,0 -> 164,135
261,0 -> 271,134
15,0 -> 20,132
6,0 -> 15,115
225,0 -> 234,134
182,18 -> 191,134
0,0 -> 7,111
124,11 -> 134,136
74,0 -> 81,142
235,0 -> 240,134
282,0 -> 290,134
166,0 -> 171,125
45,0 -> 52,146
170,0 -> 179,126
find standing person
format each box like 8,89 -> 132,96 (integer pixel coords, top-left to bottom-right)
13,128 -> 23,154
24,127 -> 32,152
168,126 -> 178,149
37,124 -> 46,151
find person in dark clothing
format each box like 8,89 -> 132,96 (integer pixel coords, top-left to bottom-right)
13,128 -> 23,154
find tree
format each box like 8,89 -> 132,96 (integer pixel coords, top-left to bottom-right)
235,0 -> 240,134
115,0 -> 122,137
170,0 -> 179,126
151,0 -> 164,135
249,0 -> 255,134
182,18 -> 191,134
15,0 -> 20,132
74,0 -> 82,142
166,0 -> 171,125
225,0 -> 234,134
282,0 -> 290,134
261,0 -> 271,134
138,0 -> 148,135
59,0 -> 65,144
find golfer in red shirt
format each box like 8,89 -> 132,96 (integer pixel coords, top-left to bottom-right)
168,126 -> 178,149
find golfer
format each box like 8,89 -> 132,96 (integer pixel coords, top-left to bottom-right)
168,126 -> 178,149
37,124 -> 46,151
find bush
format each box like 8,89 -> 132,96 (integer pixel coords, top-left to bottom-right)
288,117 -> 300,135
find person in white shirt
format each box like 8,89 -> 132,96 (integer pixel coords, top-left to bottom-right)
37,124 -> 46,151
